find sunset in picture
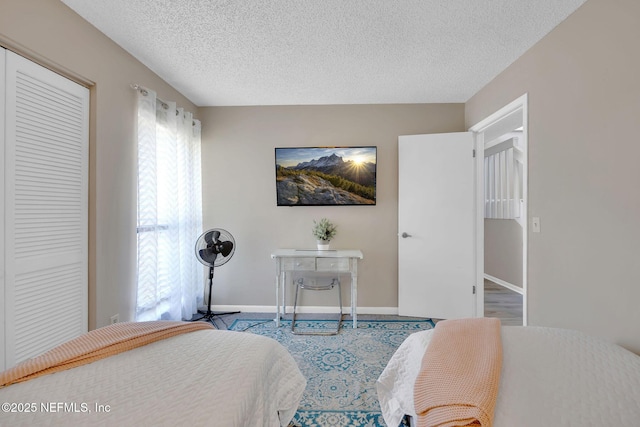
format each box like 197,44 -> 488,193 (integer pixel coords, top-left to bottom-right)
275,146 -> 376,206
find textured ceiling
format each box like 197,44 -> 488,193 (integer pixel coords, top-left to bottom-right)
61,0 -> 587,106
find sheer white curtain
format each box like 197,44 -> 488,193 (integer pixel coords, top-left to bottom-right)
135,87 -> 203,321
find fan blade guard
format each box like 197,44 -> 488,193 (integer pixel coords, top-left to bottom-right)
195,228 -> 236,267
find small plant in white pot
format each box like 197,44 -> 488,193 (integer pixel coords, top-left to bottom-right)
312,218 -> 337,250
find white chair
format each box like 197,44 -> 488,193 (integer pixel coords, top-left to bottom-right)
291,277 -> 342,335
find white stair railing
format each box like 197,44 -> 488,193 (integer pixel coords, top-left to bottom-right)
484,133 -> 524,225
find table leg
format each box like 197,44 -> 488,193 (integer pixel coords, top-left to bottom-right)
275,260 -> 281,327
281,271 -> 287,318
351,259 -> 358,329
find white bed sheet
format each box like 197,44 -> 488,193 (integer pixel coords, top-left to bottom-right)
377,326 -> 640,427
0,329 -> 306,427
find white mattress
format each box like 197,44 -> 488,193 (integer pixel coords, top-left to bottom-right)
0,329 -> 306,426
377,326 -> 640,426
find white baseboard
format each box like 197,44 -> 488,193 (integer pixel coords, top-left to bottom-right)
211,305 -> 399,315
484,274 -> 524,295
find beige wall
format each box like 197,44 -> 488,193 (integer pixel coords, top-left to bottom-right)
199,105 -> 464,309
1,0 -> 198,329
466,0 -> 640,353
6,0 -> 638,354
485,219 -> 523,287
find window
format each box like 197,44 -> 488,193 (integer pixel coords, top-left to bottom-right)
135,86 -> 203,321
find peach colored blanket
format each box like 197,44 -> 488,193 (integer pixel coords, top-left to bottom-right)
413,318 -> 502,427
0,321 -> 214,388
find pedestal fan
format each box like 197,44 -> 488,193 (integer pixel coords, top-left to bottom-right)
191,228 -> 239,326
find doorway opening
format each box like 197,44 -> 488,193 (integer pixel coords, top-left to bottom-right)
470,94 -> 528,326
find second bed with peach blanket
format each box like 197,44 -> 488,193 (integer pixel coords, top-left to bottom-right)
378,325 -> 640,426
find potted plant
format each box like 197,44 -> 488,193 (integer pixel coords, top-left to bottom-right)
312,218 -> 337,250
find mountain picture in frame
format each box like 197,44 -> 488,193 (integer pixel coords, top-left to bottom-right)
275,146 -> 377,206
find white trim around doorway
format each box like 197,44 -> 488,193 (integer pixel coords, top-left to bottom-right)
469,93 -> 528,326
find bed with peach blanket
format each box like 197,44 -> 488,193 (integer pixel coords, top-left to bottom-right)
377,325 -> 640,427
0,321 -> 306,426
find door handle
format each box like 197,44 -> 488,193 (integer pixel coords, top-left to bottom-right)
401,232 -> 412,238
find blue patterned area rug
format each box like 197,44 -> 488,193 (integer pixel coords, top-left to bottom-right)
229,319 -> 435,427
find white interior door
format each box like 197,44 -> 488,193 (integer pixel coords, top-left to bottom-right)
398,132 -> 476,319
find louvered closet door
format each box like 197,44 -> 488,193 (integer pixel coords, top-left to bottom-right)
0,49 -> 6,370
4,50 -> 89,368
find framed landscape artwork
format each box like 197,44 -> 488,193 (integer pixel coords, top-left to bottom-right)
275,146 -> 377,206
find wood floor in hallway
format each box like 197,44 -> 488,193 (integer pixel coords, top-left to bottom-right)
484,279 -> 523,326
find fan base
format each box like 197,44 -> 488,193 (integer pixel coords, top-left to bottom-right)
190,309 -> 240,327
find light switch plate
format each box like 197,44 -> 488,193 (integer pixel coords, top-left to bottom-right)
532,217 -> 541,233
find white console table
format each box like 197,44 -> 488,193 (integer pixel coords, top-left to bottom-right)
271,249 -> 364,329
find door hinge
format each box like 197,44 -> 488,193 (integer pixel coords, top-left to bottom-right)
472,149 -> 476,158
472,285 -> 476,294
